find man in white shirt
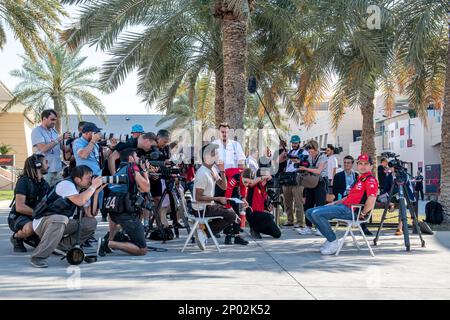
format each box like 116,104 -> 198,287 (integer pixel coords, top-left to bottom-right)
192,143 -> 236,250
326,144 -> 338,193
212,123 -> 246,170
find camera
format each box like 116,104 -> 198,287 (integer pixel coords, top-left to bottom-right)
135,193 -> 154,211
287,153 -> 310,168
381,152 -> 408,183
100,175 -> 128,184
140,155 -> 181,177
321,145 -> 343,155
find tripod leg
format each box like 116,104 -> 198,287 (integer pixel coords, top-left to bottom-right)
399,196 -> 410,251
404,187 -> 426,248
374,185 -> 395,246
177,188 -> 192,235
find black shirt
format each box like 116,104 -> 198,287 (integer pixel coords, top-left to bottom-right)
114,137 -> 147,157
10,176 -> 49,216
377,165 -> 387,188
415,175 -> 424,190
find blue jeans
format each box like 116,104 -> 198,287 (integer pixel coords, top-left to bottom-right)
306,204 -> 353,242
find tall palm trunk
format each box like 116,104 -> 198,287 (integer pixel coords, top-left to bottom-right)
214,69 -> 224,127
361,91 -> 376,169
51,95 -> 62,133
439,22 -> 450,222
221,11 -> 246,130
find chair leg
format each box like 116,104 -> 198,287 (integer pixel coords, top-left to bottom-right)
358,224 -> 375,257
349,229 -> 361,250
333,221 -> 339,232
335,225 -> 351,256
182,220 -> 199,252
204,221 -> 221,253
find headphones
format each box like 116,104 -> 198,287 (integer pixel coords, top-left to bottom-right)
32,154 -> 43,169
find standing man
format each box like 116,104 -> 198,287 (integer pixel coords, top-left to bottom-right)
31,109 -> 71,186
212,123 -> 246,170
377,158 -> 388,193
282,135 -> 308,228
414,171 -> 424,201
326,144 -> 338,194
131,124 -> 145,139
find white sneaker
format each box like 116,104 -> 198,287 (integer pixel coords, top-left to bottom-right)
315,228 -> 323,237
298,227 -> 314,235
320,239 -> 330,249
320,239 -> 340,255
195,227 -> 207,251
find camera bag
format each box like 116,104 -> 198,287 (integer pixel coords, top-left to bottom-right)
104,192 -> 135,214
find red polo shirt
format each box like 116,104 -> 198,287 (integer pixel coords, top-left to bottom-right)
342,172 -> 378,208
224,168 -> 247,208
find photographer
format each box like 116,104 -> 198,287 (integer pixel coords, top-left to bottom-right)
191,143 -> 236,250
31,109 -> 71,186
9,155 -> 49,252
281,135 -> 308,228
108,132 -> 158,174
30,165 -> 102,268
297,140 -> 328,235
306,154 -> 378,255
98,148 -> 152,256
131,124 -> 145,139
245,170 -> 282,239
377,158 -> 389,193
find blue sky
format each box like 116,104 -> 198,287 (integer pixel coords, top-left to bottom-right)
0,6 -> 160,115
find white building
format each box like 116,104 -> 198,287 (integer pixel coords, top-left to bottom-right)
287,102 -> 363,164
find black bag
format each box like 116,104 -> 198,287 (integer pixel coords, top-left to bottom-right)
149,227 -> 174,241
103,192 -> 135,214
425,200 -> 444,225
418,220 -> 434,235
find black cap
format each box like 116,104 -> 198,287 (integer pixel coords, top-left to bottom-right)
82,123 -> 102,133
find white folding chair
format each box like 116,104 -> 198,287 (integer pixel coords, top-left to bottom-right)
182,201 -> 223,252
332,204 -> 375,257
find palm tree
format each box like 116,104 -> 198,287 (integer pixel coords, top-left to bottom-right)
0,0 -> 66,60
393,0 -> 448,220
2,42 -> 106,133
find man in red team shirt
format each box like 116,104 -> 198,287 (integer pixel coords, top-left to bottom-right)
306,154 -> 378,255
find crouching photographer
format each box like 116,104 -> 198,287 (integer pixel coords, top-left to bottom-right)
98,148 -> 152,256
245,169 -> 281,239
30,165 -> 102,268
9,154 -> 50,252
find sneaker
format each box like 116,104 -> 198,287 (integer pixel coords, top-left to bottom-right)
30,257 -> 48,268
282,222 -> 294,227
320,240 -> 331,250
224,235 -> 233,245
298,227 -> 314,235
101,216 -> 107,222
395,229 -> 403,236
234,236 -> 249,245
315,229 -> 323,237
97,237 -> 113,257
213,233 -> 221,239
11,234 -> 27,253
320,239 -> 340,255
194,227 -> 207,251
250,229 -> 262,239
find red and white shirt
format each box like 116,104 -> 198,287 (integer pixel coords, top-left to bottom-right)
342,172 -> 378,208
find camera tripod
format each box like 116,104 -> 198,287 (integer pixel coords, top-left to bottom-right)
145,177 -> 191,242
373,176 -> 426,251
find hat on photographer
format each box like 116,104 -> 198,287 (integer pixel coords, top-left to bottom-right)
131,124 -> 144,133
290,135 -> 301,143
82,123 -> 102,133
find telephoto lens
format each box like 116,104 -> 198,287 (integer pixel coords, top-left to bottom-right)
102,175 -> 128,184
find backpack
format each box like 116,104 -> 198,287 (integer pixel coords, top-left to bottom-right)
425,201 -> 444,225
149,227 -> 174,241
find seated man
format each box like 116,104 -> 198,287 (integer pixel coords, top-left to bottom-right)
9,154 -> 50,252
97,148 -> 152,256
30,165 -> 102,268
191,143 -> 236,250
306,154 -> 378,255
245,169 -> 281,239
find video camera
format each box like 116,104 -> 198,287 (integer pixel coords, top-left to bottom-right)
381,152 -> 409,183
140,146 -> 181,178
320,145 -> 343,155
287,153 -> 310,168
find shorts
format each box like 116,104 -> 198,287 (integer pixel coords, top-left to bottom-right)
8,214 -> 32,233
109,212 -> 147,249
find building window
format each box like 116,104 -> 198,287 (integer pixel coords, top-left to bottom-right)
324,133 -> 328,146
319,135 -> 323,148
400,128 -> 404,136
400,140 -> 405,148
395,122 -> 399,129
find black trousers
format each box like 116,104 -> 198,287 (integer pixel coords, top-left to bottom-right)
416,189 -> 424,201
247,210 -> 281,238
304,178 -> 328,227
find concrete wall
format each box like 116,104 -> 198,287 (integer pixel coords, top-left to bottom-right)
0,112 -> 34,168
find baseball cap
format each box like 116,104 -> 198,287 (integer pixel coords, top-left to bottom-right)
357,153 -> 373,165
290,135 -> 301,143
131,124 -> 144,133
82,122 -> 102,133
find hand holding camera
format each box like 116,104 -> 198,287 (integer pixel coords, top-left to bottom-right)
91,132 -> 102,144
91,176 -> 103,189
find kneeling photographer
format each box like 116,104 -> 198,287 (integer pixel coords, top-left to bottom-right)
98,148 -> 153,256
9,154 -> 49,252
30,165 -> 102,268
245,169 -> 281,239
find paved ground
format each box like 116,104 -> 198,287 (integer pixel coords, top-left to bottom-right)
1,205 -> 450,300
